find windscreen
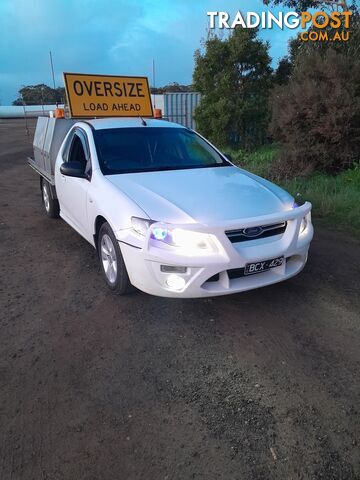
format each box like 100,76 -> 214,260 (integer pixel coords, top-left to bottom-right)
93,127 -> 229,174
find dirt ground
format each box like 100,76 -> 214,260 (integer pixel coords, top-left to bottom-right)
0,118 -> 359,480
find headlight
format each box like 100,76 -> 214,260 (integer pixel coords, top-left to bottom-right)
131,218 -> 217,253
150,223 -> 217,253
299,217 -> 308,235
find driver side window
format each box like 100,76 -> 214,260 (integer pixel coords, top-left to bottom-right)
68,133 -> 92,179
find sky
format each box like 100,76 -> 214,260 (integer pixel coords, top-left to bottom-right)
0,0 -> 298,105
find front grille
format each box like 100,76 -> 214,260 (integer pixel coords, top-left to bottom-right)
225,222 -> 287,243
204,267 -> 263,284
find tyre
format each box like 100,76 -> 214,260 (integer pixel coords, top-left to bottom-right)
41,178 -> 59,218
98,222 -> 131,294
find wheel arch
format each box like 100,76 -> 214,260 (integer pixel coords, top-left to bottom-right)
94,215 -> 108,250
40,175 -> 57,200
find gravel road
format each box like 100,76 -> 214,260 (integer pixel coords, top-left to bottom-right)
1,119 -> 359,479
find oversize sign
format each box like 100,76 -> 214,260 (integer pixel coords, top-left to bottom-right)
63,73 -> 154,118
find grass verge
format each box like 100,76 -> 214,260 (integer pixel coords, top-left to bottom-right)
227,145 -> 360,237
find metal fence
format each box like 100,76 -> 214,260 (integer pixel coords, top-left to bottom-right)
163,92 -> 201,130
1,93 -> 203,128
0,105 -> 64,118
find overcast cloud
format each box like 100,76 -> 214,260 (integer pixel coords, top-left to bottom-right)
0,0 -> 297,104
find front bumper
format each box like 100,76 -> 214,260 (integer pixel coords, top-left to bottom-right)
117,202 -> 313,298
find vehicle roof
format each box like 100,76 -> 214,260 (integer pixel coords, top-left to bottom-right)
83,118 -> 185,130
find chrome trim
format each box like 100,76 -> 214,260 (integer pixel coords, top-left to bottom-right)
227,222 -> 286,238
226,222 -> 287,242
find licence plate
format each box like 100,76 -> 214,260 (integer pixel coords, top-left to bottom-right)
244,256 -> 284,276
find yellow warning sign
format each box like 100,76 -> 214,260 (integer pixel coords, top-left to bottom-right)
63,73 -> 154,118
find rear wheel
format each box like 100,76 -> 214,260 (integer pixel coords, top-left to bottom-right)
41,179 -> 59,218
98,222 -> 131,294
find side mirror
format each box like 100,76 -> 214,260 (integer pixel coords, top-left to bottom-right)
60,161 -> 86,178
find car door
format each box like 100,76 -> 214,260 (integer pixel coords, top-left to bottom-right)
57,128 -> 92,238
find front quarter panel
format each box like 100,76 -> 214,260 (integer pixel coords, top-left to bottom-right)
87,171 -> 149,239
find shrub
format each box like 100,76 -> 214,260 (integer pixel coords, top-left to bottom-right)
269,49 -> 360,178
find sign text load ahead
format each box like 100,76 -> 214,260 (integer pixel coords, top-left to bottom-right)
63,73 -> 154,118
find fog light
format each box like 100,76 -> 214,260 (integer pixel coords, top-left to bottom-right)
161,265 -> 187,273
165,274 -> 186,290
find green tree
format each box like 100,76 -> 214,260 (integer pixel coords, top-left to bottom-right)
151,83 -> 193,94
193,28 -> 272,149
288,9 -> 359,62
12,84 -> 66,106
273,57 -> 293,85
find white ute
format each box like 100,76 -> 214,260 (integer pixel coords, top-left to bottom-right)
29,117 -> 313,298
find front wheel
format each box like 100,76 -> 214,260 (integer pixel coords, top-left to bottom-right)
41,178 -> 59,218
98,222 -> 131,294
